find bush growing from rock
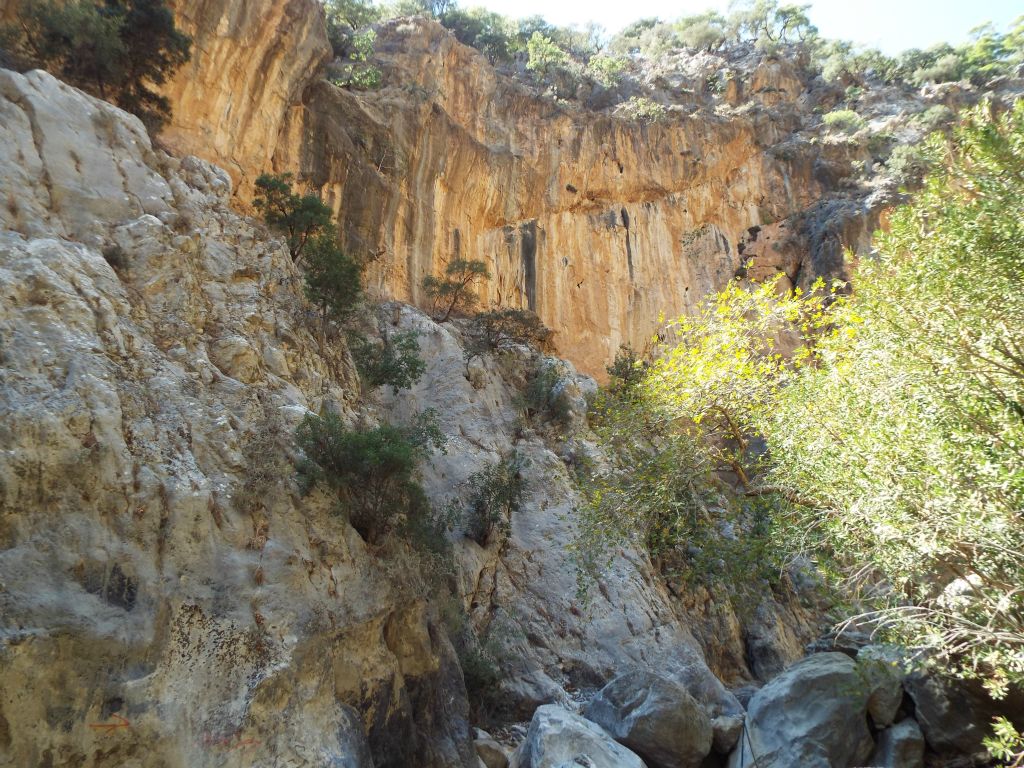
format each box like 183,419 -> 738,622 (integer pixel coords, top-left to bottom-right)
615,96 -> 668,123
254,172 -> 334,262
350,329 -> 426,393
822,108 -> 866,134
465,308 -> 551,359
328,28 -> 382,90
422,258 -> 490,322
296,410 -> 445,544
586,54 -> 628,88
462,452 -> 526,546
302,233 -> 363,325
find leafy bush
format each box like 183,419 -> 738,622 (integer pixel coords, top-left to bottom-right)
254,173 -> 333,262
615,96 -> 667,123
764,103 -> 1024,698
422,258 -> 490,322
328,28 -> 382,90
822,109 -> 866,134
525,31 -> 570,77
605,344 -> 647,390
323,0 -> 381,56
439,6 -> 516,63
586,54 -> 627,88
464,308 -> 551,359
296,410 -> 445,544
522,361 -> 573,425
4,0 -> 191,129
350,329 -> 426,393
462,452 -> 526,546
303,234 -> 363,324
885,143 -> 934,187
911,104 -> 955,134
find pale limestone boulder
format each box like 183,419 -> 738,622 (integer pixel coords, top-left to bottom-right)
512,705 -> 647,768
476,736 -> 510,768
582,670 -> 712,768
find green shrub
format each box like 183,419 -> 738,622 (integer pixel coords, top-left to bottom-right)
525,31 -> 570,78
303,234 -> 363,324
296,410 -> 445,544
615,96 -> 667,124
350,329 -> 426,393
328,28 -> 382,90
911,104 -> 955,134
439,6 -> 516,64
886,143 -> 934,186
462,452 -> 526,546
605,344 -> 647,390
822,108 -> 866,134
323,0 -> 381,56
586,54 -> 627,88
464,308 -> 551,359
4,0 -> 191,129
522,361 -> 573,424
764,103 -> 1024,695
254,173 -> 333,262
422,258 -> 490,322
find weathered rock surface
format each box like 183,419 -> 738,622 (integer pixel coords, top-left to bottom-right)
377,304 -> 747,720
868,719 -> 925,768
511,705 -> 647,768
476,736 -> 511,768
581,670 -> 712,768
727,652 -> 877,768
276,18 -> 875,378
0,68 -> 474,768
159,0 -> 333,199
903,672 -> 1021,758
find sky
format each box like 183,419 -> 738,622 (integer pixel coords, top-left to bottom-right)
466,0 -> 1022,54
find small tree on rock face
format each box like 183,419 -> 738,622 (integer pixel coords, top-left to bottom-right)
302,233 -> 363,325
254,173 -> 333,262
422,258 -> 490,322
350,329 -> 426,394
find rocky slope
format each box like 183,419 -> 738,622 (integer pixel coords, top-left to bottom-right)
0,68 -> 821,767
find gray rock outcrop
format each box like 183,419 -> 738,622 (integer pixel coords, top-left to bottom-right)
582,670 -> 712,768
512,705 -> 647,768
727,652 -> 876,768
868,719 -> 925,768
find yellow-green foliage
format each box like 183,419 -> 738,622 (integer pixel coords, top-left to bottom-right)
765,102 -> 1024,699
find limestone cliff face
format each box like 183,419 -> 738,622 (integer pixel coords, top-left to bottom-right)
277,19 -> 870,377
154,5 -> 873,378
158,0 -> 332,199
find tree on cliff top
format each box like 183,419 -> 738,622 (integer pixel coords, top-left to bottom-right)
4,0 -> 191,130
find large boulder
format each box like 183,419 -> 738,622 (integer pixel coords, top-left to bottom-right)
868,719 -> 925,768
512,705 -> 647,768
904,672 -> 1020,757
727,653 -> 874,768
582,670 -> 712,768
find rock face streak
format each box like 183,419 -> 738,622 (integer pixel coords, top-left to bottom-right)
158,6 -> 875,377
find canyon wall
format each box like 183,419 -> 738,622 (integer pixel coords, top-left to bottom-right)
0,69 -> 816,766
151,3 -> 875,377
